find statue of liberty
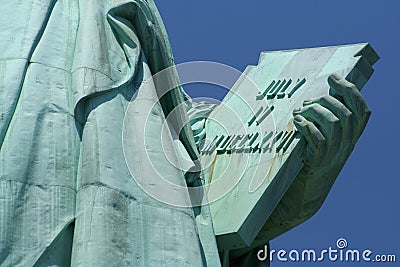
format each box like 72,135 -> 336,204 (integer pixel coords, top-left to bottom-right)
0,1 -> 374,266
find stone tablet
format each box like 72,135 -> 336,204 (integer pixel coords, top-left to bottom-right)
200,43 -> 379,250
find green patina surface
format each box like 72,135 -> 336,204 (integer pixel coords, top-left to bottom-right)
203,43 -> 378,251
0,0 -> 378,266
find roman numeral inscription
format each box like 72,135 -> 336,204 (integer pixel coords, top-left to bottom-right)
248,106 -> 275,126
256,78 -> 307,100
200,130 -> 298,155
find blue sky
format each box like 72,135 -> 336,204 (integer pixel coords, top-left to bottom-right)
156,1 -> 399,266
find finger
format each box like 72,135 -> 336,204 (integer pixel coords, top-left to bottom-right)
294,103 -> 341,145
293,114 -> 327,169
327,75 -> 371,143
293,114 -> 326,151
303,95 -> 354,143
328,74 -> 371,119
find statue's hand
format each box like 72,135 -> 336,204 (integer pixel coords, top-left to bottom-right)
254,74 -> 371,243
293,74 -> 371,175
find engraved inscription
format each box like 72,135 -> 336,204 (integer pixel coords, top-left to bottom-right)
248,106 -> 274,127
256,78 -> 307,100
200,130 -> 298,155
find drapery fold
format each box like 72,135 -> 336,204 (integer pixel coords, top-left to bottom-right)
0,0 -> 220,266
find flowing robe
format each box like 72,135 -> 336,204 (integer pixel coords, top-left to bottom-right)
0,0 -> 220,266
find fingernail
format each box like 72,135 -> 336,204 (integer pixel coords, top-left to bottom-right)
303,100 -> 312,106
294,115 -> 303,123
330,74 -> 341,81
328,74 -> 342,83
293,108 -> 301,114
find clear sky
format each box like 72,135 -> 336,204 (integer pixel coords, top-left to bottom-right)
156,1 -> 399,266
